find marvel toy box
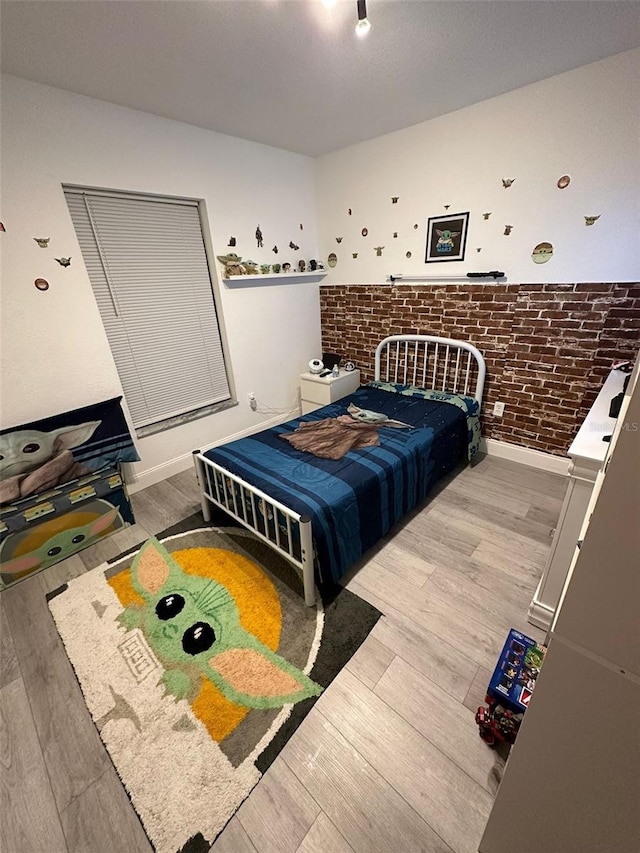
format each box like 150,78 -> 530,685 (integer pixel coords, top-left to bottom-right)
487,629 -> 546,714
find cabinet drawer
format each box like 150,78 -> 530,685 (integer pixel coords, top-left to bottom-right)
301,380 -> 333,405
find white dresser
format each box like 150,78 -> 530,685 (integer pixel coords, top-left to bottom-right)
527,367 -> 629,631
299,369 -> 361,415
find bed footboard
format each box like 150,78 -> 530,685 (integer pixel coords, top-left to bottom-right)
192,450 -> 316,606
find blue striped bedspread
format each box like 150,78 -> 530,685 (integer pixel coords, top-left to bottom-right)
204,385 -> 475,586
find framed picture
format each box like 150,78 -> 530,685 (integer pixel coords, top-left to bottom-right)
425,212 -> 469,263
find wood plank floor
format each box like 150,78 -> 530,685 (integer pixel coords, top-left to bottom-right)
0,455 -> 563,853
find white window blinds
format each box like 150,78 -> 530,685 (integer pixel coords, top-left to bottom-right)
64,189 -> 230,429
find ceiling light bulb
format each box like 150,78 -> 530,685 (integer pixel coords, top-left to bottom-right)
356,0 -> 370,36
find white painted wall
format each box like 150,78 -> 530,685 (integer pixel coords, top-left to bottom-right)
315,49 -> 640,285
0,75 -> 322,489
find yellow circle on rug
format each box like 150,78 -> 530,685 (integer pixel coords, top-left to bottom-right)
109,545 -> 283,742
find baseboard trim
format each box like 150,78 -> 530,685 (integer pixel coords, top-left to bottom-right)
527,597 -> 554,632
127,423 -> 568,494
480,438 -> 570,475
125,410 -> 300,495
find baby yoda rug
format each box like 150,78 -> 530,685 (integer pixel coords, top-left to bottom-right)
47,513 -> 380,853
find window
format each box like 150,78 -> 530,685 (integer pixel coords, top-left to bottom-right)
64,188 -> 231,434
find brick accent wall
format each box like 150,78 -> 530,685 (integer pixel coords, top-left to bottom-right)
320,283 -> 640,456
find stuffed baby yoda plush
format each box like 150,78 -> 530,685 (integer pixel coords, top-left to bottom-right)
216,253 -> 246,277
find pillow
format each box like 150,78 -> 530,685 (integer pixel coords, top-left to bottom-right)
0,397 -> 139,504
367,381 -> 480,416
367,381 -> 482,463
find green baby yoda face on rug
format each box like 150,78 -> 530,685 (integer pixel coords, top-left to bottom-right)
117,537 -> 322,710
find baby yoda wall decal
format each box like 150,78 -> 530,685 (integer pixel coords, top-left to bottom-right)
117,537 -> 323,710
55,257 -> 71,267
33,237 -> 50,248
502,178 -> 515,188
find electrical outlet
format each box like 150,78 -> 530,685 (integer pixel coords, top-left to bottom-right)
248,392 -> 257,411
493,401 -> 505,417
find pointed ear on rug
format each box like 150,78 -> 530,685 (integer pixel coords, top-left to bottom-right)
130,537 -> 175,597
207,643 -> 323,710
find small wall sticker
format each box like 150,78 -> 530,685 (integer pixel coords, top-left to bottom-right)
361,227 -> 368,237
55,257 -> 71,267
584,215 -> 601,226
0,222 -> 5,232
391,197 -> 399,204
504,225 -> 513,236
557,175 -> 571,189
299,223 -> 303,230
532,242 -> 553,264
406,251 -> 412,258
444,204 -> 450,210
255,225 -> 263,248
34,237 -> 50,248
477,247 -> 482,252
374,246 -> 384,256
289,241 -> 299,251
227,236 -> 236,247
272,245 -> 278,254
502,178 -> 515,188
335,237 -> 343,243
352,253 -> 358,258
413,223 -> 419,229
483,212 -> 491,220
348,208 -> 352,215
327,253 -> 338,268
393,232 -> 398,238
34,278 -> 50,291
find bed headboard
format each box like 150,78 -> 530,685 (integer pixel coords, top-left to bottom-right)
374,334 -> 486,408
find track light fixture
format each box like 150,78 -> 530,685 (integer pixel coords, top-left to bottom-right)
356,0 -> 371,36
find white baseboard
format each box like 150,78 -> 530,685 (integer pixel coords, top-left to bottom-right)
127,421 -> 568,494
527,597 -> 554,632
124,409 -> 300,495
480,438 -> 570,476
125,453 -> 194,495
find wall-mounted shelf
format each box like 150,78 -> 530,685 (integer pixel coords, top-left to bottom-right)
223,271 -> 327,284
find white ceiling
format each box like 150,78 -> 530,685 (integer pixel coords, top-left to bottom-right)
2,1 -> 639,157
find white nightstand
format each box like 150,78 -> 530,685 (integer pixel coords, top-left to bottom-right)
300,369 -> 361,415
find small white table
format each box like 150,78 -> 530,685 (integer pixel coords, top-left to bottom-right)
300,369 -> 361,415
527,368 -> 628,631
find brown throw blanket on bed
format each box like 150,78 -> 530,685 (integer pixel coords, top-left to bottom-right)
280,416 -> 384,460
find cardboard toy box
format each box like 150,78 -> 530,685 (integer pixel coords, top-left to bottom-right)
487,629 -> 546,714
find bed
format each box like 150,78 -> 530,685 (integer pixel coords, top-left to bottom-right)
193,334 -> 486,606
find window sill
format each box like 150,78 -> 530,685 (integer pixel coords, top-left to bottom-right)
135,399 -> 238,438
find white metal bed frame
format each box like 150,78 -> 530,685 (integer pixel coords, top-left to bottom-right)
193,334 -> 486,607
